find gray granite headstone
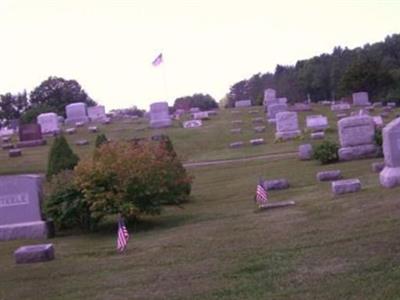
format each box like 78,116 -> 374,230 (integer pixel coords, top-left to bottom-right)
306,115 -> 328,132
380,118 -> 400,187
183,120 -> 202,128
88,105 -> 106,122
149,102 -> 172,128
332,178 -> 361,195
275,111 -> 301,140
0,175 -> 48,240
338,115 -> 377,161
19,124 -> 42,141
65,102 -> 89,125
37,113 -> 60,134
298,144 -> 313,160
263,88 -> 277,106
267,103 -> 288,121
14,244 -> 55,264
353,92 -> 370,106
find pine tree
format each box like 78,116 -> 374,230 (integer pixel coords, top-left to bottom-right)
47,135 -> 79,179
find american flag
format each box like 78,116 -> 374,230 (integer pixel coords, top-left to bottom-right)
152,53 -> 163,67
117,218 -> 129,252
256,179 -> 268,207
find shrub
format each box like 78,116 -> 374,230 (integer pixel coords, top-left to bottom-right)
374,128 -> 383,147
45,171 -> 93,230
95,133 -> 108,148
313,141 -> 339,164
47,135 -> 79,179
72,140 -> 192,226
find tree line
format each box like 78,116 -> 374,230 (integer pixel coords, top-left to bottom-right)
225,33 -> 400,107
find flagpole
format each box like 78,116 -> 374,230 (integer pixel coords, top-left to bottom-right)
161,56 -> 169,102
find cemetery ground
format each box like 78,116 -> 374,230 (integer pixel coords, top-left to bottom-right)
1,106 -> 400,299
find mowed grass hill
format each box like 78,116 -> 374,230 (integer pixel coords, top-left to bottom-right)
2,105 -> 400,300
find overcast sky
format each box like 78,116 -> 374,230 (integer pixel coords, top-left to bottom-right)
0,0 -> 399,110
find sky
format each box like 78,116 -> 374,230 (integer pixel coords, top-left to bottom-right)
0,0 -> 399,111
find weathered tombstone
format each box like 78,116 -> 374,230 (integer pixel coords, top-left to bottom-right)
250,138 -> 264,146
230,128 -> 241,134
235,100 -> 252,108
193,112 -> 209,120
337,115 -> 377,161
249,110 -> 259,115
75,139 -> 89,146
88,126 -> 98,133
149,102 -> 172,128
372,162 -> 385,173
267,103 -> 288,122
18,124 -> 46,148
189,107 -> 200,113
2,143 -> 14,150
311,131 -> 325,140
37,113 -> 60,134
183,120 -> 202,128
263,179 -> 289,190
14,244 -> 55,264
263,88 -> 277,106
380,118 -> 400,188
65,102 -> 89,125
253,126 -> 266,133
299,144 -> 313,160
321,100 -> 331,106
2,136 -> 11,143
9,149 -> 22,157
372,116 -> 384,128
332,178 -> 361,195
251,117 -> 264,124
317,170 -> 342,181
65,127 -> 76,135
291,103 -> 312,112
353,92 -> 370,106
232,120 -> 243,126
331,103 -> 351,112
373,102 -> 383,108
0,175 -> 49,240
88,105 -> 106,122
336,113 -> 348,119
229,141 -> 244,148
306,115 -> 328,132
275,111 -> 301,140
278,97 -> 288,104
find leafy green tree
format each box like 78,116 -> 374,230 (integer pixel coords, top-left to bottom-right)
0,91 -> 28,124
173,93 -> 218,111
30,76 -> 96,116
20,103 -> 54,124
47,135 -> 79,179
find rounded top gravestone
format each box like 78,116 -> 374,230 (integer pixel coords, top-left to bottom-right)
37,112 -> 60,134
65,102 -> 89,125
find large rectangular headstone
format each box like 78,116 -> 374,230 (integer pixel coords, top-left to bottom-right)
0,175 -> 48,240
19,124 -> 43,141
353,92 -> 370,106
149,102 -> 172,128
264,88 -> 277,105
267,103 -> 288,121
37,113 -> 60,134
306,115 -> 328,132
235,100 -> 252,108
275,111 -> 301,140
88,105 -> 106,122
65,102 -> 89,125
380,118 -> 400,187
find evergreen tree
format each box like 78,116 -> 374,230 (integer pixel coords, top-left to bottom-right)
47,135 -> 79,179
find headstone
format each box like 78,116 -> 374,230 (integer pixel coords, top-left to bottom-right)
2,136 -> 11,143
291,103 -> 312,112
88,105 -> 106,122
373,102 -> 383,108
263,89 -> 277,106
298,144 -> 313,160
189,107 -> 200,113
336,113 -> 348,119
65,102 -> 89,125
2,143 -> 14,150
381,112 -> 390,118
235,100 -> 252,108
338,115 -> 377,161
14,244 -> 55,264
75,139 -> 89,146
65,128 -> 76,135
251,117 -> 264,124
380,118 -> 400,188
353,92 -> 370,106
267,103 -> 288,122
263,179 -> 289,190
331,103 -> 351,112
321,101 -> 331,106
0,175 -> 48,240
17,124 -> 46,148
207,110 -> 218,116
316,170 -> 342,181
183,120 -> 202,128
9,119 -> 20,131
149,102 -> 172,128
249,110 -> 259,115
193,112 -> 209,120
253,126 -> 266,133
250,138 -> 264,146
387,102 -> 396,108
9,149 -> 22,157
306,115 -> 328,132
311,131 -> 325,140
372,162 -> 385,173
230,128 -> 242,134
275,111 -> 301,140
88,126 -> 98,133
278,97 -> 288,104
232,120 -> 243,126
37,113 -> 60,134
332,178 -> 361,195
229,141 -> 244,148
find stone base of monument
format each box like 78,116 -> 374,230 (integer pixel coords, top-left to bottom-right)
338,144 -> 377,161
17,139 -> 46,148
332,179 -> 361,195
371,162 -> 385,173
259,201 -> 296,210
9,149 -> 22,157
275,130 -> 301,141
65,117 -> 89,125
0,221 -> 48,241
379,166 -> 400,188
14,244 -> 54,264
150,120 -> 172,129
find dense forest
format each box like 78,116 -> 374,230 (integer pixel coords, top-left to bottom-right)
225,34 -> 400,107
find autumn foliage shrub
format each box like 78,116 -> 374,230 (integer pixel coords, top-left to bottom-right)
47,139 -> 192,230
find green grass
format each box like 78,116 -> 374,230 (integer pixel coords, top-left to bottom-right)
1,104 -> 400,299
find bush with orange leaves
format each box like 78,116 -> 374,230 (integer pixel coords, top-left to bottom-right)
47,139 -> 192,230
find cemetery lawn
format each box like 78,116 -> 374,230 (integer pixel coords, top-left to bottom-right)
2,155 -> 400,299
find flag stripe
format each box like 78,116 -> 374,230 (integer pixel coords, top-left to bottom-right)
117,219 -> 129,252
256,182 -> 268,206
